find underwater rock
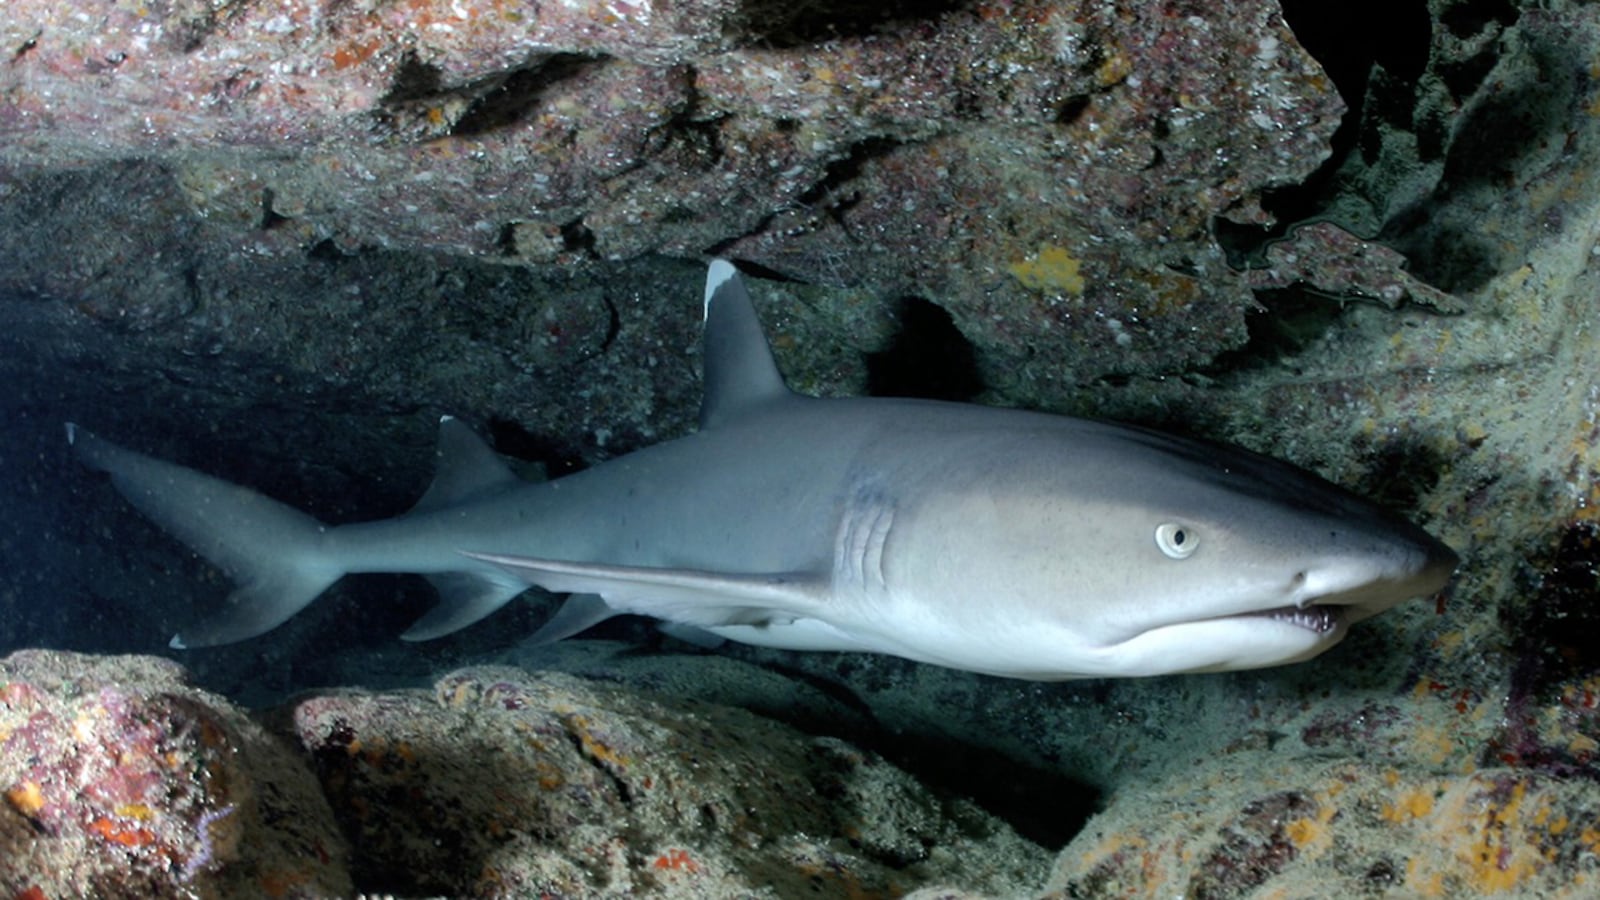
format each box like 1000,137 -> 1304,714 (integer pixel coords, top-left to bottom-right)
286,665 -> 1048,897
1046,758 -> 1600,897
0,649 -> 351,898
0,649 -> 1046,896
0,0 -> 1342,385
1034,4 -> 1600,895
1242,220 -> 1464,313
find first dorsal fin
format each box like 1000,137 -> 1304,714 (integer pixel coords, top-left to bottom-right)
410,416 -> 520,515
700,260 -> 792,430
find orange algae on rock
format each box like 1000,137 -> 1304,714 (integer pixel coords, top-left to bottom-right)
652,847 -> 700,873
86,815 -> 157,849
0,651 -> 351,898
4,780 -> 44,818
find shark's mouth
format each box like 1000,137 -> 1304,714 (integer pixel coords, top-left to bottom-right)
1252,604 -> 1341,635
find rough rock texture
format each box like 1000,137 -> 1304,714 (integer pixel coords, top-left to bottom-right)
286,666 -> 1047,897
0,652 -> 1046,897
0,650 -> 351,898
981,2 -> 1600,895
1046,759 -> 1600,898
0,0 -> 1342,390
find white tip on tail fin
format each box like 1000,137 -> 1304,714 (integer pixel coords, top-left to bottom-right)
67,426 -> 343,648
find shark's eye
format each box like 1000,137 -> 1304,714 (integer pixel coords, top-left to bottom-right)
1155,523 -> 1198,559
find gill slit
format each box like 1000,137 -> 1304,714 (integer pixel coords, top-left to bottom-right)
835,490 -> 895,593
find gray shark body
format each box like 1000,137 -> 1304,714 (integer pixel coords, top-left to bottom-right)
68,261 -> 1458,679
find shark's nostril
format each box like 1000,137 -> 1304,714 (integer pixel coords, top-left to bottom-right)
1289,571 -> 1310,605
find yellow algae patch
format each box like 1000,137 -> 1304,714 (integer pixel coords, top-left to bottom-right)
1283,815 -> 1325,850
114,802 -> 154,821
565,714 -> 631,770
1381,788 -> 1435,823
1547,813 -> 1569,836
533,759 -> 566,792
1060,763 -> 1600,898
1400,777 -> 1552,895
1282,787 -> 1339,857
1074,828 -> 1147,868
1008,245 -> 1085,294
1431,630 -> 1466,656
1407,722 -> 1460,767
1403,860 -> 1446,898
5,780 -> 44,817
1095,51 -> 1133,87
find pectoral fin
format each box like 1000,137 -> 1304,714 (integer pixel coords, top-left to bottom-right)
460,551 -> 830,631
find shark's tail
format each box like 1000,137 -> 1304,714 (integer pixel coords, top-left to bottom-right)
66,423 -> 343,648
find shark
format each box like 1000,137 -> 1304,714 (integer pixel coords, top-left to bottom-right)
67,260 -> 1459,679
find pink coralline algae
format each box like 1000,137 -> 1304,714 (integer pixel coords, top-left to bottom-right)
0,650 -> 351,899
0,0 -> 1344,383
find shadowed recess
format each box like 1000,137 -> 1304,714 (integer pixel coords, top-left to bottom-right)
486,416 -> 588,478
1512,523 -> 1600,693
381,51 -> 444,104
1203,287 -> 1347,375
884,735 -> 1099,850
452,54 -> 597,137
735,0 -> 970,48
865,297 -> 983,401
1252,0 -> 1433,230
1436,0 -> 1520,102
728,655 -> 1099,849
1344,435 -> 1451,517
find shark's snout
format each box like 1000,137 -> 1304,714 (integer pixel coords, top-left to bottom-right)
1292,531 -> 1459,625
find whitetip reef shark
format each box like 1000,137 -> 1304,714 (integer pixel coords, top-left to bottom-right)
67,260 -> 1458,679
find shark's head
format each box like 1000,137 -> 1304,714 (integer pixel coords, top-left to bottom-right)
876,418 -> 1459,679
1069,425 -> 1458,677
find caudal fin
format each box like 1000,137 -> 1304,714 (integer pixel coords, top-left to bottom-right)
66,424 -> 343,648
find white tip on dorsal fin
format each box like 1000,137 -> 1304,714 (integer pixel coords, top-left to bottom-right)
704,259 -> 738,318
699,259 -> 792,430
410,417 -> 520,515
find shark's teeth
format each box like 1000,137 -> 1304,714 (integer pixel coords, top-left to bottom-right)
1267,605 -> 1339,634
